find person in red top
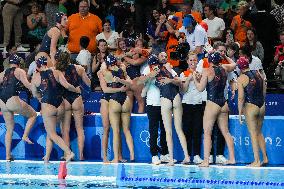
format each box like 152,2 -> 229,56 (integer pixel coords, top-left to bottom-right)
274,31 -> 284,64
67,0 -> 102,55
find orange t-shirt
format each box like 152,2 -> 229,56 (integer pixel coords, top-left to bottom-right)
202,58 -> 210,68
183,69 -> 193,77
230,15 -> 251,47
166,34 -> 179,67
67,13 -> 102,54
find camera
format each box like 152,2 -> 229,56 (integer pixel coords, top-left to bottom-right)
170,42 -> 190,62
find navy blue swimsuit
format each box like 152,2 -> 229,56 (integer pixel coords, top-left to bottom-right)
38,70 -> 63,108
155,65 -> 179,101
0,67 -> 21,103
126,65 -> 141,80
108,69 -> 127,105
63,65 -> 81,104
39,33 -> 51,53
101,93 -> 111,101
206,65 -> 227,107
244,70 -> 264,108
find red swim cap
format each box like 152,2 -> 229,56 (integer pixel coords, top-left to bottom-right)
237,56 -> 249,70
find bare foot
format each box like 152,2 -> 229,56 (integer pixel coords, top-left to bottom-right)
181,158 -> 190,165
262,157 -> 269,165
247,161 -> 261,167
79,154 -> 85,161
166,160 -> 175,166
103,157 -> 110,163
22,136 -> 34,144
42,156 -> 49,164
111,159 -> 119,163
199,160 -> 209,167
6,155 -> 14,162
44,159 -> 50,164
65,152 -> 75,163
222,159 -> 236,165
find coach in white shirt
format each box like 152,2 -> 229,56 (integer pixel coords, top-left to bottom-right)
139,64 -> 170,165
203,4 -> 225,42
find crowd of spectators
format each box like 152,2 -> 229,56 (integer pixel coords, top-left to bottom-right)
0,0 -> 283,87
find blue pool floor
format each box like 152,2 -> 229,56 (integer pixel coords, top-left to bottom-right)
0,161 -> 283,189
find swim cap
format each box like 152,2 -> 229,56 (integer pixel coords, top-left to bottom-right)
36,56 -> 48,68
208,52 -> 222,65
106,54 -> 117,67
237,56 -> 249,70
55,12 -> 65,24
147,54 -> 159,66
9,54 -> 21,65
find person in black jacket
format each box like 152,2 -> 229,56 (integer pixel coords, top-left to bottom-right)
243,0 -> 278,80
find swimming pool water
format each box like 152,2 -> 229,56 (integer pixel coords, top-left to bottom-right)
0,161 -> 283,188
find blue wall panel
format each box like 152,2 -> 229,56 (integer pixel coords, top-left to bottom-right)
0,114 -> 283,164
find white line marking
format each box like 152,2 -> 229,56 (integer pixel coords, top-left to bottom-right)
1,160 -> 284,170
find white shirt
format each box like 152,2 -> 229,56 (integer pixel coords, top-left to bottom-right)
96,31 -> 119,49
142,66 -> 161,106
179,24 -> 208,51
180,72 -> 203,104
196,59 -> 208,101
249,55 -> 263,71
76,49 -> 92,74
203,17 -> 225,38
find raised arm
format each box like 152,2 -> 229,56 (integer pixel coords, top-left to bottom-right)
193,71 -> 208,92
222,56 -> 237,72
123,56 -> 146,66
17,68 -> 32,91
31,73 -> 42,100
181,75 -> 193,94
76,65 -> 91,87
260,72 -> 267,99
98,71 -> 126,93
50,29 -> 61,65
91,55 -> 101,74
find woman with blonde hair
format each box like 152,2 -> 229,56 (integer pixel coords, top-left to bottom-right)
230,1 -> 252,47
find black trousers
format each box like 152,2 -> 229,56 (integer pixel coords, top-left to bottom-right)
182,103 -> 205,156
146,105 -> 168,156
